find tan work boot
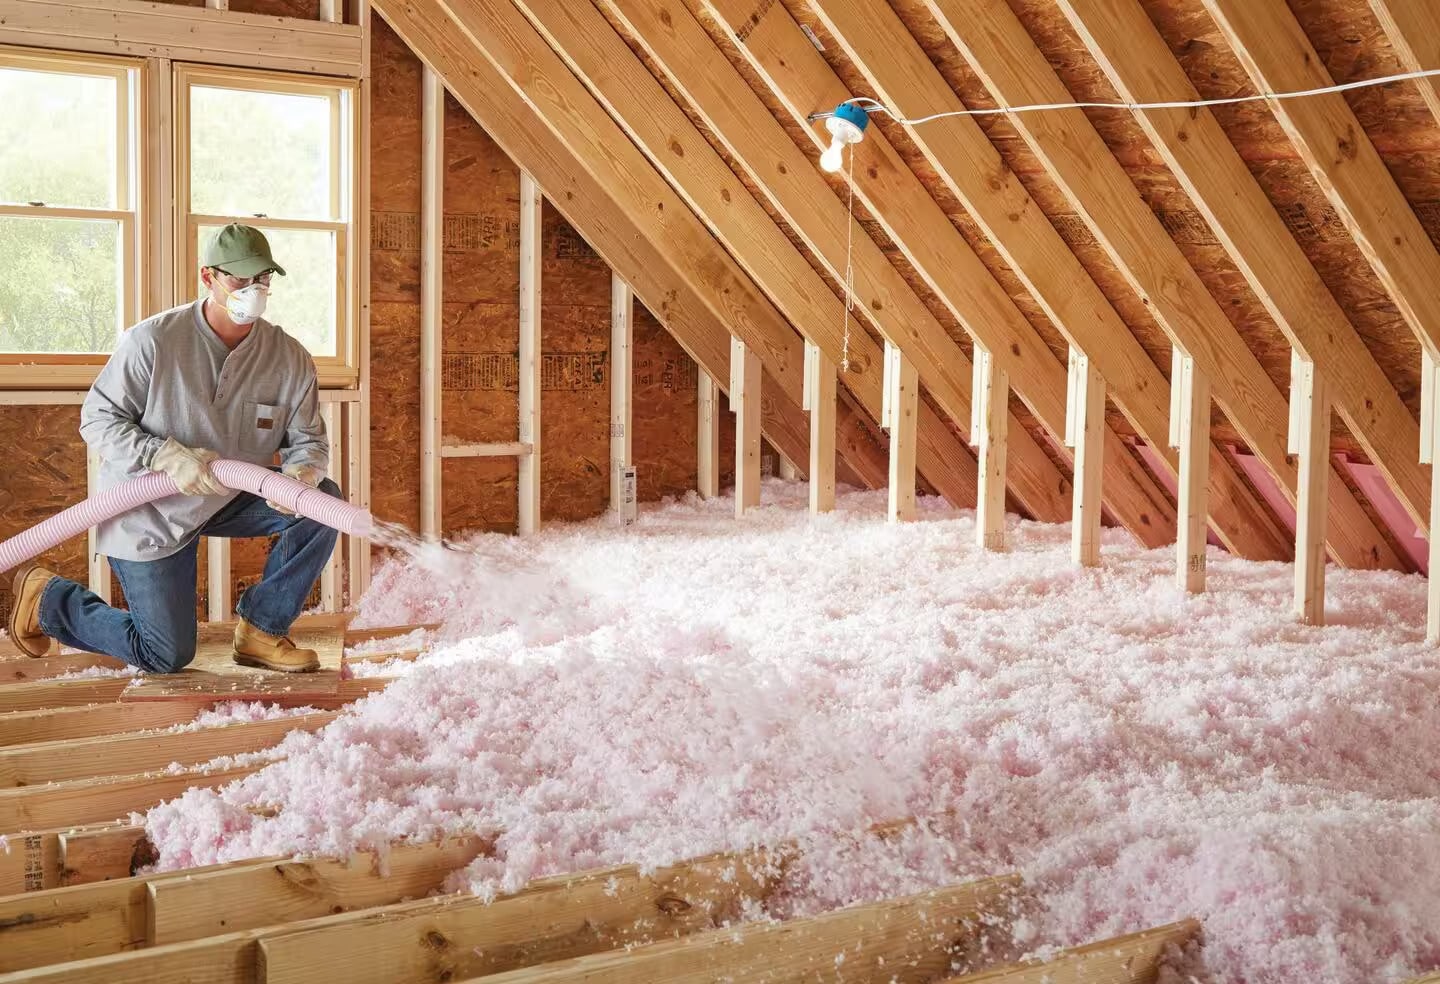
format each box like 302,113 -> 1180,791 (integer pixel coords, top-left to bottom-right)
233,619 -> 320,673
7,564 -> 56,658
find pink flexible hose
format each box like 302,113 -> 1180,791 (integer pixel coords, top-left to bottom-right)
0,460 -> 373,574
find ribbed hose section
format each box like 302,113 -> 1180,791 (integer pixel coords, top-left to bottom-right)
0,460 -> 372,574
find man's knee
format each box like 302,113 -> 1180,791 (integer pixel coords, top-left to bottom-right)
132,624 -> 196,673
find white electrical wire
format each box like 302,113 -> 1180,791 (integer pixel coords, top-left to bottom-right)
815,66 -> 1440,125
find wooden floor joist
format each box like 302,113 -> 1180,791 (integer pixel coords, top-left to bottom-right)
0,654 -> 126,685
0,712 -> 336,788
459,876 -> 1022,984
0,763 -> 262,832
0,702 -> 207,747
5,844 -> 786,984
941,919 -> 1201,983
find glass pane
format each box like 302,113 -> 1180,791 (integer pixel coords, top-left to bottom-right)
190,86 -> 336,220
197,225 -> 337,357
0,67 -> 118,209
0,216 -> 121,353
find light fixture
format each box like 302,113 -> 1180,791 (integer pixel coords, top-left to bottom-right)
818,101 -> 869,173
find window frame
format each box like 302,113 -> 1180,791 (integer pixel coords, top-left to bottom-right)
0,46 -> 141,377
175,63 -> 359,377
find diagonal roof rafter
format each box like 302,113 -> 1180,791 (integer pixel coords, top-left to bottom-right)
693,0 -> 1180,548
1202,0 -> 1440,363
497,0 -> 1075,521
918,0 -> 1403,570
805,0 -> 1297,562
1050,0 -> 1429,535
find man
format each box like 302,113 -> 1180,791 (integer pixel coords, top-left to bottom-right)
6,224 -> 340,674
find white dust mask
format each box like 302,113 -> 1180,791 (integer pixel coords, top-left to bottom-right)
225,283 -> 268,325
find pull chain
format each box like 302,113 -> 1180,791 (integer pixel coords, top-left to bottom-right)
840,143 -> 856,373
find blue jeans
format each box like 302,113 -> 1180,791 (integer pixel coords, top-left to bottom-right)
36,479 -> 342,673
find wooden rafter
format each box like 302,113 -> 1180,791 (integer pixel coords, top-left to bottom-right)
1055,0 -> 1429,535
1203,0 -> 1440,363
694,0 -> 1182,541
922,0 -> 1402,571
371,0 -> 888,490
804,0 -> 1313,562
437,0 -> 988,514
1369,0 -> 1440,126
522,0 -> 1073,524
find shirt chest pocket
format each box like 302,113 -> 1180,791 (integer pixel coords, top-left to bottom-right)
242,401 -> 287,453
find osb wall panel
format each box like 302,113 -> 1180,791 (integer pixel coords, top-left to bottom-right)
0,407 -> 88,626
370,18 -> 423,536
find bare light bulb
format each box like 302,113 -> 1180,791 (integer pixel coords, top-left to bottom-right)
819,137 -> 846,173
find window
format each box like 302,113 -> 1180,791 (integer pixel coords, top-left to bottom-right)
0,51 -> 137,356
179,67 -> 355,363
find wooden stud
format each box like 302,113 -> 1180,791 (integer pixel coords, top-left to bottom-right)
921,0 -> 1399,572
1429,355 -> 1440,640
1292,358 -> 1330,625
318,0 -> 343,22
804,342 -> 836,515
345,399 -> 366,605
85,449 -> 112,604
465,877 -> 1021,984
517,171 -> 542,536
419,66 -> 444,542
1067,349 -> 1104,568
375,0 -> 887,492
731,337 -> 762,516
205,0 -> 227,7
944,920 -> 1200,983
319,401 -> 342,611
1056,0 -> 1430,536
0,0 -> 364,77
204,538 -> 231,623
1175,352 -> 1211,594
610,272 -> 633,519
1204,0 -> 1440,362
975,349 -> 1008,552
697,369 -> 721,499
883,342 -> 918,523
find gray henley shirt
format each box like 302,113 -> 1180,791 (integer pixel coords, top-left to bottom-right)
81,299 -> 329,562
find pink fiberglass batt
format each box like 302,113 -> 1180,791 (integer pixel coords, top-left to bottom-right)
142,481 -> 1440,983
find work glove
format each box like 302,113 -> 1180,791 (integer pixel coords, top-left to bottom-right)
151,437 -> 228,497
267,463 -> 326,516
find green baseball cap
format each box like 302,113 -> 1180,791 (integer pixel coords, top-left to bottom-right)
201,223 -> 286,279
